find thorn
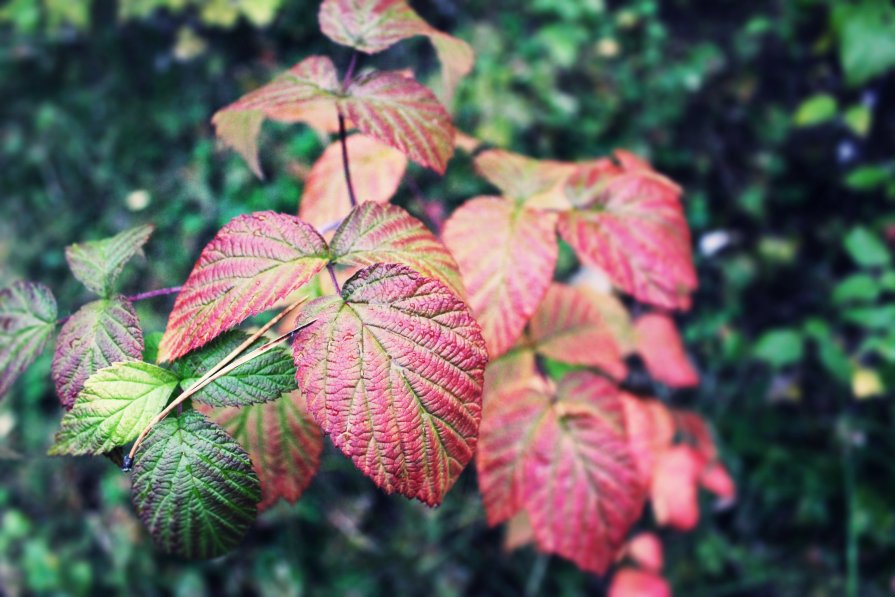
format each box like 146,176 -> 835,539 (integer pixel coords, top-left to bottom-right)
122,455 -> 134,472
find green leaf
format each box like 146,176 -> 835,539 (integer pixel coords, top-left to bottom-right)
753,329 -> 803,368
65,225 -> 154,297
0,281 -> 57,399
793,94 -> 838,127
844,165 -> 890,192
802,319 -> 852,384
833,0 -> 895,87
49,362 -> 179,456
832,274 -> 880,304
843,305 -> 895,330
173,331 -> 296,407
844,104 -> 872,137
844,227 -> 891,268
130,409 -> 260,559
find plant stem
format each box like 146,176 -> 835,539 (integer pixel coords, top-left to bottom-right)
124,298 -> 308,467
327,263 -> 341,295
127,286 -> 182,303
342,51 -> 358,90
338,111 -> 358,208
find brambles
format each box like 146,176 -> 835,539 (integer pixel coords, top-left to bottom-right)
0,0 -> 732,585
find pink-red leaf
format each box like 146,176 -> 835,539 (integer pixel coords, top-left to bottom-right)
159,211 -> 328,362
621,394 -> 676,488
442,197 -> 558,357
475,150 -> 576,209
292,263 -> 488,506
330,203 -> 465,298
635,313 -> 699,388
608,569 -> 672,597
529,284 -> 627,380
625,532 -> 664,573
318,0 -> 474,97
299,135 -> 407,229
651,444 -> 705,531
200,391 -> 324,511
51,298 -> 144,410
558,151 -> 697,310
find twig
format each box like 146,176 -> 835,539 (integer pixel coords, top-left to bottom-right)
338,112 -> 358,208
127,286 -> 182,303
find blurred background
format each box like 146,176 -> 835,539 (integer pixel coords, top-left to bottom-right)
2,0 -> 895,594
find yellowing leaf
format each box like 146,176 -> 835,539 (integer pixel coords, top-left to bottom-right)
474,149 -> 576,209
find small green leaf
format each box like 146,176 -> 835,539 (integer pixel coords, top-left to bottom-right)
131,409 -> 260,559
49,362 -> 179,455
843,305 -> 895,330
844,227 -> 891,268
880,271 -> 895,291
0,281 -> 57,399
65,225 -> 154,296
833,0 -> 895,87
832,273 -> 880,304
845,165 -> 890,191
844,104 -> 872,137
172,331 -> 296,407
753,329 -> 803,368
793,94 -> 838,127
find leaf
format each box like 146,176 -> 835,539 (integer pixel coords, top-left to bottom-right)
299,134 -> 408,229
503,511 -> 535,551
843,226 -> 890,268
833,0 -> 895,87
131,409 -> 260,559
0,281 -> 57,399
442,197 -> 558,357
483,347 -> 538,403
49,362 -> 179,456
318,0 -> 474,97
523,372 -> 645,574
51,297 -> 144,410
625,532 -> 664,573
474,149 -> 576,208
651,445 -> 704,531
753,328 -> 803,368
558,152 -> 697,310
330,202 -> 465,298
792,94 -> 838,127
65,225 -> 154,297
158,211 -> 328,362
213,56 -> 455,175
200,390 -> 323,510
173,331 -> 296,407
621,394 -> 675,487
634,313 -> 699,388
608,569 -> 672,597
529,284 -> 628,380
292,263 -> 488,506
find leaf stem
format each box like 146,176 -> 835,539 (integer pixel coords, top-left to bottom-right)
124,298 -> 308,467
327,263 -> 342,295
342,51 -> 358,90
127,286 -> 182,303
338,111 -> 358,208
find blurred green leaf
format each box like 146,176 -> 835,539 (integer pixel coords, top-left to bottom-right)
833,0 -> 895,87
832,273 -> 880,304
753,329 -> 804,367
844,104 -> 872,137
844,227 -> 891,268
793,94 -> 837,127
845,165 -> 891,191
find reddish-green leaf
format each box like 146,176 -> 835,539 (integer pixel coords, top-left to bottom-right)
474,149 -> 576,208
200,390 -> 324,511
483,347 -> 538,404
0,281 -> 57,399
318,0 -> 474,97
523,372 -> 645,574
65,225 -> 154,297
213,56 -> 454,175
330,203 -> 465,298
51,297 -> 144,410
159,212 -> 328,362
529,284 -> 627,380
635,313 -> 699,388
558,151 -> 697,310
299,135 -> 407,229
292,263 -> 488,506
442,197 -> 558,357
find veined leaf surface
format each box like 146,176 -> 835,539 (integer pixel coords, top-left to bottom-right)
330,202 -> 465,298
65,225 -> 153,296
51,297 -> 144,410
0,281 -> 57,399
159,211 -> 328,362
201,391 -> 323,510
474,149 -> 576,208
293,263 -> 488,506
131,409 -> 260,559
299,134 -> 407,229
442,197 -> 557,357
49,362 -> 179,456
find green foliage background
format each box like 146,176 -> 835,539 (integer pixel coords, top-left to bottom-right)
2,0 -> 895,594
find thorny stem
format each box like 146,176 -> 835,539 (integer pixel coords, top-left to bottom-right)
338,112 -> 358,209
327,263 -> 342,295
124,298 -> 308,467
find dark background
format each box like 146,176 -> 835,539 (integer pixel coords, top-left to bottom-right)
2,0 -> 895,594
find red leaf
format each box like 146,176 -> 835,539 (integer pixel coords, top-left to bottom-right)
529,284 -> 628,380
343,71 -> 455,173
700,461 -> 736,500
523,372 -> 646,574
293,263 -> 488,506
483,346 -> 538,404
674,410 -> 718,461
621,394 -> 675,487
503,511 -> 535,551
159,212 -> 328,362
625,532 -> 664,573
608,569 -> 672,597
299,135 -> 407,229
51,298 -> 144,410
651,444 -> 705,531
635,313 -> 699,387
329,203 -> 465,298
475,149 -> 576,209
558,151 -> 697,310
200,391 -> 324,510
318,0 -> 474,97
442,197 -> 558,357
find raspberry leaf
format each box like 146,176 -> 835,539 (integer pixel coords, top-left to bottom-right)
0,281 -> 57,399
634,313 -> 699,388
65,225 -> 154,297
